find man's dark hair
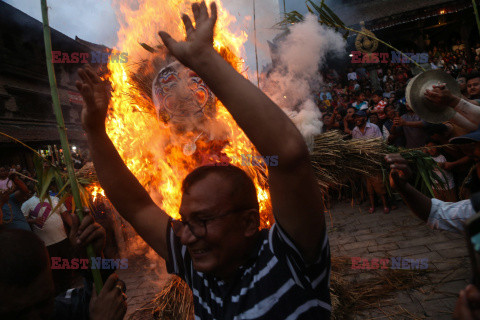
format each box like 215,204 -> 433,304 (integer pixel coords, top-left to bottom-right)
372,90 -> 383,97
182,165 -> 259,211
0,229 -> 48,288
467,72 -> 480,82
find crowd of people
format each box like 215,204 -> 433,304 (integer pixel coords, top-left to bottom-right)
317,42 -> 480,213
0,159 -> 127,319
2,1 -> 480,318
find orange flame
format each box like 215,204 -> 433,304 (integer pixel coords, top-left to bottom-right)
88,185 -> 105,202
101,0 -> 272,226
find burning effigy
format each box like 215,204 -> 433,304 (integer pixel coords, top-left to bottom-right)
103,0 -> 272,231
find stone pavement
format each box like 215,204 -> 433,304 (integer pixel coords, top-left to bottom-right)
117,201 -> 470,319
327,201 -> 470,319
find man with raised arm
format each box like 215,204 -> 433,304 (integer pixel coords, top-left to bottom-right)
75,1 -> 330,319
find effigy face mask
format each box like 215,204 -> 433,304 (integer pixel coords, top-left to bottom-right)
152,61 -> 216,127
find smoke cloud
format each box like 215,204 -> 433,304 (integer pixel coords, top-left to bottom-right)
261,14 -> 345,144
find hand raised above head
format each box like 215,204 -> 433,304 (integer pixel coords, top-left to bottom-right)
75,65 -> 110,134
158,1 -> 218,69
424,84 -> 459,107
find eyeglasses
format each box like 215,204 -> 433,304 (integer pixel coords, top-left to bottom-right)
171,208 -> 250,239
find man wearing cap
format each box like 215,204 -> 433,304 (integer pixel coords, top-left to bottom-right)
351,111 -> 389,213
385,127 -> 480,233
351,110 -> 382,139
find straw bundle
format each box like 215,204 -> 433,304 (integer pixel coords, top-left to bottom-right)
128,275 -> 193,320
152,276 -> 194,320
310,131 -> 388,189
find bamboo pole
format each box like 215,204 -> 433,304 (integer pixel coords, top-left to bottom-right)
40,0 -> 103,293
473,0 -> 480,38
253,0 -> 260,87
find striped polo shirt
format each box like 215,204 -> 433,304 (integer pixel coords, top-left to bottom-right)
166,222 -> 331,319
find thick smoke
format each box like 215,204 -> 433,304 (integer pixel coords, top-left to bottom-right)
262,14 -> 345,145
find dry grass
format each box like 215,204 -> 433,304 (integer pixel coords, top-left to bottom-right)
310,131 -> 388,189
330,256 -> 431,320
128,275 -> 193,320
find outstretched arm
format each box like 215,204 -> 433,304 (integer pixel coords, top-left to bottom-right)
159,1 -> 325,262
75,66 -> 170,260
385,154 -> 431,222
425,85 -> 480,131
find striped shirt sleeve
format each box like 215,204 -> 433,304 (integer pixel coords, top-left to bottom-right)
166,219 -> 191,285
268,223 -> 331,291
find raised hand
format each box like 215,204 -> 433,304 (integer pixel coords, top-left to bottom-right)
424,83 -> 459,107
158,1 -> 218,69
69,210 -> 106,257
75,65 -> 109,134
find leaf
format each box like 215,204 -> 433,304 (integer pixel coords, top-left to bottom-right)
418,166 -> 435,198
39,167 -> 55,201
320,0 -> 346,27
275,11 -> 304,27
50,193 -> 70,218
56,179 -> 71,197
78,184 -> 94,211
53,170 -> 65,192
139,42 -> 156,53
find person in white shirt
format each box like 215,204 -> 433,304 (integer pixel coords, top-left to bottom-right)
0,167 -> 13,191
21,192 -> 73,294
347,67 -> 358,81
385,127 -> 480,234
